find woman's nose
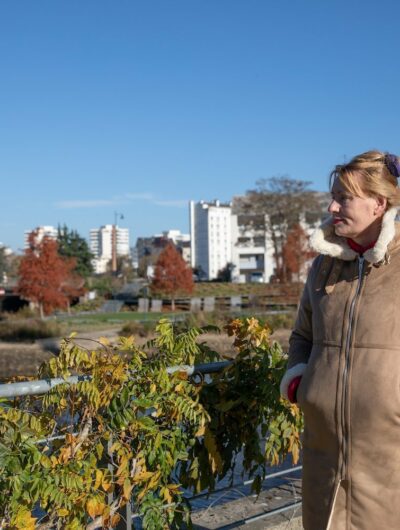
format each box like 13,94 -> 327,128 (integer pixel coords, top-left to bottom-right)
328,199 -> 340,214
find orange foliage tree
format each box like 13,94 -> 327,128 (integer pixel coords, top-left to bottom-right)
18,232 -> 83,318
282,223 -> 316,282
151,243 -> 194,310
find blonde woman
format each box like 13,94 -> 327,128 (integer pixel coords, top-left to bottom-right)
280,151 -> 400,530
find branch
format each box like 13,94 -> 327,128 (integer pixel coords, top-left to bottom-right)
36,517 -> 57,530
72,415 -> 93,457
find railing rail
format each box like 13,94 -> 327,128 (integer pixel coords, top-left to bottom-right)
0,361 -> 233,399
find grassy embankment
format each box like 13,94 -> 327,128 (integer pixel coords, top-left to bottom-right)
0,282 -> 301,342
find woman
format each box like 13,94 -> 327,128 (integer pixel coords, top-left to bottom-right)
280,150 -> 400,530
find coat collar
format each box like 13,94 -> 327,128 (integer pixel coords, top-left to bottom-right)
310,207 -> 398,264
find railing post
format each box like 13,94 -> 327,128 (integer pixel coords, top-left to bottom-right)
116,501 -> 132,530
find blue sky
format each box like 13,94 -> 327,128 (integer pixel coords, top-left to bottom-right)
1,0 -> 400,251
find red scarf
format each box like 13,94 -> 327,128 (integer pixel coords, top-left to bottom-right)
346,238 -> 376,255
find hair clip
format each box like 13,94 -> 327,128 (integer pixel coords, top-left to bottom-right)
384,153 -> 400,179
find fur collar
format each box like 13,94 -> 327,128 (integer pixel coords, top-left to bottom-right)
310,207 -> 398,264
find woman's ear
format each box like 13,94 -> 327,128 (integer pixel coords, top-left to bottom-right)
375,196 -> 387,216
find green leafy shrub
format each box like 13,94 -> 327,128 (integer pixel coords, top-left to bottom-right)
0,318 -> 301,529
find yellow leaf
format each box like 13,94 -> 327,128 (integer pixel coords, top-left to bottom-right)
94,469 -> 103,490
204,428 -> 223,474
160,486 -> 173,504
87,499 -> 96,518
65,433 -> 76,444
57,508 -> 69,517
40,455 -> 52,468
123,478 -> 133,500
99,336 -> 111,346
292,441 -> 300,464
86,498 -> 106,518
13,508 -> 37,530
147,470 -> 162,490
110,514 -> 121,526
102,477 -> 113,493
132,470 -> 154,483
195,423 -> 206,437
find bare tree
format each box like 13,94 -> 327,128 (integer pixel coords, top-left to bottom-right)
234,176 -> 323,282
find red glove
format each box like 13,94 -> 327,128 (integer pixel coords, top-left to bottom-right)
287,376 -> 302,403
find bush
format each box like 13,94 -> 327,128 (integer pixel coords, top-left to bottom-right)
0,319 -> 62,342
266,311 -> 296,330
4,306 -> 38,320
180,310 -> 233,330
70,297 -> 105,313
119,320 -> 154,338
0,318 -> 302,529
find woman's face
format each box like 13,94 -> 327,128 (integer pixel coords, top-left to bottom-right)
328,177 -> 386,243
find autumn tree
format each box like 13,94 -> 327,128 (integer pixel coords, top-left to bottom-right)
282,223 -> 316,282
57,224 -> 94,278
18,232 -> 81,318
151,243 -> 194,310
234,176 -> 323,282
61,274 -> 86,314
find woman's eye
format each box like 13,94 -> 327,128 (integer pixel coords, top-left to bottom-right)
336,194 -> 351,203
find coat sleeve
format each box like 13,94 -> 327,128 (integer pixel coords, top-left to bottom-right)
280,255 -> 321,399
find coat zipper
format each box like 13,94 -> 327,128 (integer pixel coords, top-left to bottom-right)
340,255 -> 365,480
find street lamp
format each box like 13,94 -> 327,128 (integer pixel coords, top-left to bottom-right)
112,212 -> 124,273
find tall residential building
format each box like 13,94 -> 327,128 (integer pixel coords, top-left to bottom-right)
189,200 -> 232,280
24,225 -> 58,249
90,225 -> 130,274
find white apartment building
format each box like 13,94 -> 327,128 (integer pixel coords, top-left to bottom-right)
24,225 -> 58,249
190,200 -> 273,282
231,213 -> 274,283
190,194 -> 327,283
90,225 -> 130,274
189,200 -> 233,280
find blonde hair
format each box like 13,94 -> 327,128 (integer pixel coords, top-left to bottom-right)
330,150 -> 400,208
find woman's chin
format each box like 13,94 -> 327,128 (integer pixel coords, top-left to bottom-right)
333,224 -> 350,238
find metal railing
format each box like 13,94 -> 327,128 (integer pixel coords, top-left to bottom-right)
0,361 -> 233,398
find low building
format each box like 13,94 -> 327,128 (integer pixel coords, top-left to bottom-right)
134,229 -> 191,278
